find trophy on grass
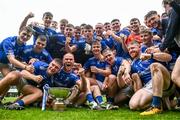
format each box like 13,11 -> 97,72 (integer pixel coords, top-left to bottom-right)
49,87 -> 70,111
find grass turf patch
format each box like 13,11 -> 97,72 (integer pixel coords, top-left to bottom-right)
0,98 -> 180,120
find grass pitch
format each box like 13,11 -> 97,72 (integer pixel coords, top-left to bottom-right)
0,98 -> 180,120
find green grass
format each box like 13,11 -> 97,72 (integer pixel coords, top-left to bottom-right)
0,98 -> 180,120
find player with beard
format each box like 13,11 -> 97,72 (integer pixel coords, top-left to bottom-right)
127,42 -> 173,115
102,49 -> 133,106
53,53 -> 102,110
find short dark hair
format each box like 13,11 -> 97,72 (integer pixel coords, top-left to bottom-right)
145,10 -> 158,19
60,19 -> 68,24
84,24 -> 93,29
104,22 -> 110,26
130,18 -> 140,24
74,26 -> 81,31
43,12 -> 53,18
53,58 -> 62,66
19,26 -> 33,33
37,35 -> 47,42
111,19 -> 120,23
66,24 -> 74,28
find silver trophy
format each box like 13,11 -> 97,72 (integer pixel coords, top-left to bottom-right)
49,87 -> 70,111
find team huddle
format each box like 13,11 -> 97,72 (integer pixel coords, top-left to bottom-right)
0,0 -> 180,116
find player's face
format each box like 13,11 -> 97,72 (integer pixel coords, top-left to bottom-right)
59,23 -> 66,33
35,39 -> 46,51
164,4 -> 172,15
65,27 -> 74,37
95,24 -> 104,36
140,32 -> 152,44
128,44 -> 140,59
111,21 -> 121,32
130,20 -> 140,32
63,54 -> 75,71
74,29 -> 81,40
19,30 -> 32,43
103,51 -> 115,65
84,28 -> 93,40
47,60 -> 61,75
51,21 -> 58,29
104,24 -> 111,32
92,44 -> 101,55
43,15 -> 53,27
146,14 -> 160,28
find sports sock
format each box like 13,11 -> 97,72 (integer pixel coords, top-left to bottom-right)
15,100 -> 25,106
95,96 -> 103,104
151,96 -> 162,107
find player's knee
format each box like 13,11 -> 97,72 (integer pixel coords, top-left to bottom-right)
129,99 -> 139,110
131,73 -> 139,80
35,90 -> 43,98
150,62 -> 160,72
7,71 -> 21,84
171,71 -> 178,84
8,71 -> 21,79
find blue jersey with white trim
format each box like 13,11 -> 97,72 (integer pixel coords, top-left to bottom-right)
131,58 -> 154,84
0,36 -> 25,64
113,30 -> 130,58
53,68 -> 79,88
27,61 -> 54,87
84,57 -> 109,82
22,45 -> 52,63
111,57 -> 124,75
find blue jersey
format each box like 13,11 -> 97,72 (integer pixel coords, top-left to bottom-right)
32,26 -> 57,43
141,41 -> 162,53
113,30 -> 130,58
49,34 -> 78,59
32,26 -> 57,58
0,36 -> 25,64
84,57 -> 109,82
111,57 -> 124,75
131,58 -> 154,84
22,45 -> 52,63
93,35 -> 109,50
71,37 -> 86,64
53,68 -> 79,88
27,61 -> 55,87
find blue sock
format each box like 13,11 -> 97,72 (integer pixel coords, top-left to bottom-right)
151,96 -> 161,107
86,93 -> 94,103
16,100 -> 25,106
107,97 -> 114,104
95,96 -> 103,104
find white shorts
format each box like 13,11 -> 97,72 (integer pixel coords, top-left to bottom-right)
96,80 -> 103,91
142,80 -> 153,94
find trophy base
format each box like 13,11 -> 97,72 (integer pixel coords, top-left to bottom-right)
53,101 -> 66,111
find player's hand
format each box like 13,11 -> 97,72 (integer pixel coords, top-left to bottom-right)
90,66 -> 98,73
96,36 -> 102,41
123,73 -> 132,85
28,58 -> 38,65
65,37 -> 71,44
140,53 -> 151,60
34,75 -> 43,83
78,68 -> 85,76
145,46 -> 158,54
74,63 -> 82,69
25,65 -> 34,73
117,65 -> 125,76
26,12 -> 34,19
106,30 -> 113,36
